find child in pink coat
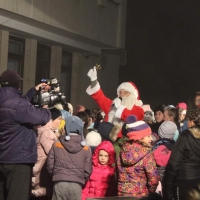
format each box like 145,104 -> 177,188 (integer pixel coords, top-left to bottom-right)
82,141 -> 117,200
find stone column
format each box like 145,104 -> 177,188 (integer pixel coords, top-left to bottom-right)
23,39 -> 37,93
0,30 -> 9,74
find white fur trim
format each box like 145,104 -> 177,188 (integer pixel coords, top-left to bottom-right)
135,99 -> 143,107
115,105 -> 126,118
86,82 -> 100,95
117,82 -> 138,98
127,120 -> 145,128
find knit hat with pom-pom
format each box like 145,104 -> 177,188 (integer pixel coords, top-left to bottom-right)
65,116 -> 85,146
126,115 -> 152,140
122,115 -> 138,137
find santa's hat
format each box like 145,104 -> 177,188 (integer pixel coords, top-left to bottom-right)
117,82 -> 140,99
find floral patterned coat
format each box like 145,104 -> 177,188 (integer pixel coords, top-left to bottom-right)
117,141 -> 160,198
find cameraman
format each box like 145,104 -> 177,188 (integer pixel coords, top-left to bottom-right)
0,70 -> 51,200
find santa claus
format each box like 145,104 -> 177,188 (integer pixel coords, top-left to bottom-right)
86,67 -> 144,140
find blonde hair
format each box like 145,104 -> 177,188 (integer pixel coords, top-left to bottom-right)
56,119 -> 66,138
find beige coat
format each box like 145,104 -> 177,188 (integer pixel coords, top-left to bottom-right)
32,120 -> 57,197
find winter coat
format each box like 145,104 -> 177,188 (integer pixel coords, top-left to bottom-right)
0,86 -> 51,164
163,128 -> 200,200
47,135 -> 92,186
82,141 -> 117,200
117,141 -> 160,198
32,120 -> 57,197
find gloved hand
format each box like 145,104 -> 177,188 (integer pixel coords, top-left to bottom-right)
112,97 -> 122,109
87,66 -> 97,81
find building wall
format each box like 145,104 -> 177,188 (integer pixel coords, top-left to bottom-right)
0,0 -> 127,110
0,0 -> 126,49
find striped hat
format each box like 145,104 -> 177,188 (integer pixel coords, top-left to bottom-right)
127,118 -> 152,140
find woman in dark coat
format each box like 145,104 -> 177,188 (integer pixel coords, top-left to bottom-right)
163,108 -> 200,200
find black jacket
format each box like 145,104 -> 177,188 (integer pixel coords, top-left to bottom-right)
163,128 -> 200,200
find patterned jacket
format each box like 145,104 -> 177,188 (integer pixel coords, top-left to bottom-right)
117,141 -> 160,198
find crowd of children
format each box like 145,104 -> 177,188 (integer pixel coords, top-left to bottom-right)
3,70 -> 200,200
28,82 -> 200,200
27,99 -> 196,200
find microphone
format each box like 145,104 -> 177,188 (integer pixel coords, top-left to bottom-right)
111,97 -> 122,108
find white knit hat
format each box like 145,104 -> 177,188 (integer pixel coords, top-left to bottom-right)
158,121 -> 177,139
85,131 -> 102,147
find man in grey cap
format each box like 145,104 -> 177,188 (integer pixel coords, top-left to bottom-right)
0,70 -> 51,200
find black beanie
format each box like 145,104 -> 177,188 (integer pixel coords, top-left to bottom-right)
154,105 -> 166,114
49,108 -> 62,120
97,122 -> 114,141
0,70 -> 23,89
0,70 -> 23,83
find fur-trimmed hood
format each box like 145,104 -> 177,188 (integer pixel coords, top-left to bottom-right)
109,123 -> 122,142
189,127 -> 200,139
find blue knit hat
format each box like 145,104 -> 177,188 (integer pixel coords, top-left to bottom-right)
65,116 -> 85,146
60,110 -> 71,121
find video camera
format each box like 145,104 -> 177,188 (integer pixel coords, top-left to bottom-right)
32,78 -> 66,108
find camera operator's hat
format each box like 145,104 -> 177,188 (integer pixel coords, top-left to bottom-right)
0,70 -> 23,84
65,116 -> 85,146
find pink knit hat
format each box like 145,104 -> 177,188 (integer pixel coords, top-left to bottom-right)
126,118 -> 152,140
176,102 -> 187,110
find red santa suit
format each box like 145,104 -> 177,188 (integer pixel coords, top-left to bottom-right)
86,81 -> 144,126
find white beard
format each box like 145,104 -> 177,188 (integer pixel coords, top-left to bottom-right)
108,93 -> 136,124
121,93 -> 136,110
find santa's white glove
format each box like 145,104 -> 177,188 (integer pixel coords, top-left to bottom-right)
112,97 -> 122,109
87,67 -> 97,81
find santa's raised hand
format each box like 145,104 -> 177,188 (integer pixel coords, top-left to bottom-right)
87,67 -> 97,81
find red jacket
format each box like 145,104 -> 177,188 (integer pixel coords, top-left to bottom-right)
82,141 -> 117,200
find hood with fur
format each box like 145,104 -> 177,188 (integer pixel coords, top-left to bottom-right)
109,123 -> 122,142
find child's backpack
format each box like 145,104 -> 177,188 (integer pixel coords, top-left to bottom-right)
153,145 -> 171,167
